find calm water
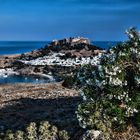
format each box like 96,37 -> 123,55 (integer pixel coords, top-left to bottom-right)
0,75 -> 53,84
0,41 -> 48,55
92,41 -> 121,50
0,41 -> 120,55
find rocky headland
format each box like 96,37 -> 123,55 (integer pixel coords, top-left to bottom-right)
0,37 -> 105,81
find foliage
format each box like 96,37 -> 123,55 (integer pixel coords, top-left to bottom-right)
4,130 -> 14,140
76,28 -> 140,139
26,122 -> 37,140
62,76 -> 76,88
59,130 -> 70,140
15,131 -> 24,140
0,121 -> 69,140
62,65 -> 96,89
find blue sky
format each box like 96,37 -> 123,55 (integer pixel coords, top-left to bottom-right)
0,0 -> 140,41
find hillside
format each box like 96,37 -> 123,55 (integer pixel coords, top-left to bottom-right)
0,37 -> 105,81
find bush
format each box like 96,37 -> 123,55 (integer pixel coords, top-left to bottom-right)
15,130 -> 24,140
59,130 -> 70,140
0,121 -> 70,140
62,65 -> 96,89
26,122 -> 37,140
76,28 -> 140,139
62,76 -> 75,88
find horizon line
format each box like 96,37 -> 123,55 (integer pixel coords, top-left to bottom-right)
0,40 -> 123,42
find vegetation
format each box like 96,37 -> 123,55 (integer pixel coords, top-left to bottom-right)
76,28 -> 140,139
1,28 -> 140,140
0,121 -> 70,140
62,65 -> 96,89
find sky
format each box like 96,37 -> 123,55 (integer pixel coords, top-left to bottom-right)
0,0 -> 140,41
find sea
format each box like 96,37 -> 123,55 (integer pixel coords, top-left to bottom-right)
0,41 -> 49,55
93,41 -> 120,50
0,41 -> 120,55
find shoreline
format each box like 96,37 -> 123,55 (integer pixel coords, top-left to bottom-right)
0,54 -> 21,58
0,37 -> 105,84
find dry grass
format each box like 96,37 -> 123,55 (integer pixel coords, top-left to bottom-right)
111,126 -> 140,140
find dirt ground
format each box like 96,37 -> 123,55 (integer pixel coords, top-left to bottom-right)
0,82 -> 82,138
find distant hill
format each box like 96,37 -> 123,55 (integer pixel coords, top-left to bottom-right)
19,37 -> 104,60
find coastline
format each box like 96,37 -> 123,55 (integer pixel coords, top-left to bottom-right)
0,37 -> 105,84
0,54 -> 21,57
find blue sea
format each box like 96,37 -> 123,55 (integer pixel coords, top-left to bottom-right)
0,41 -> 120,55
92,41 -> 120,50
0,41 -> 48,55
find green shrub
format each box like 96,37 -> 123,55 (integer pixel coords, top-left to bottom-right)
62,76 -> 75,88
0,121 -> 69,140
26,122 -> 37,140
59,130 -> 70,140
4,130 -> 14,140
38,121 -> 58,140
15,131 -> 24,140
134,109 -> 140,132
62,65 -> 96,89
76,28 -> 140,139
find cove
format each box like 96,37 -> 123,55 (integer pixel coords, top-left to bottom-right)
0,74 -> 54,84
